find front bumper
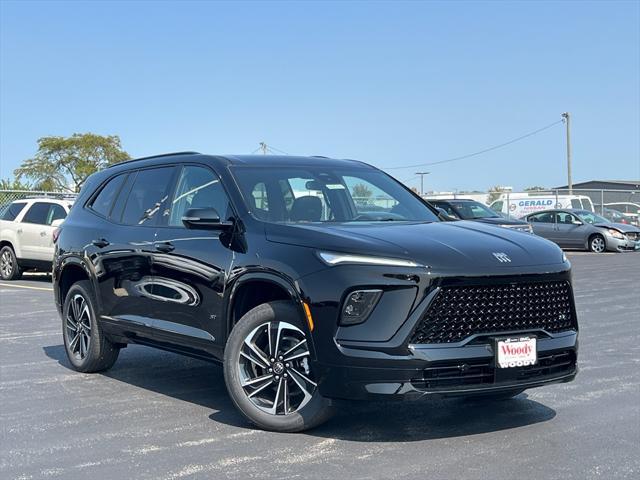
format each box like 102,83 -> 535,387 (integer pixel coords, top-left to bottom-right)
606,235 -> 640,252
300,264 -> 578,401
314,331 -> 577,400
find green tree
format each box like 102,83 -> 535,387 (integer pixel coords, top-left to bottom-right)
0,177 -> 32,190
487,185 -> 507,204
15,133 -> 130,193
352,183 -> 373,199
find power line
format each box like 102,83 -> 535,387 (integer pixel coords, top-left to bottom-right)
251,142 -> 291,155
383,119 -> 564,170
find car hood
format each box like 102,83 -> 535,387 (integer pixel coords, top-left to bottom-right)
594,223 -> 640,233
474,217 -> 529,226
265,220 -> 564,268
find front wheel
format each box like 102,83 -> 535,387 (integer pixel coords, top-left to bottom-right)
223,301 -> 333,432
589,234 -> 606,253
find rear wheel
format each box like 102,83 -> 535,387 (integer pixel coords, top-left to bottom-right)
223,301 -> 333,432
0,246 -> 22,280
589,234 -> 606,253
62,280 -> 120,372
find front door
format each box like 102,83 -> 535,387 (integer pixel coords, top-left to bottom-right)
554,212 -> 585,247
150,164 -> 235,354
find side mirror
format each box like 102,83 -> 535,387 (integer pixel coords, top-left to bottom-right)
436,207 -> 458,221
51,219 -> 64,228
572,219 -> 583,225
182,208 -> 233,230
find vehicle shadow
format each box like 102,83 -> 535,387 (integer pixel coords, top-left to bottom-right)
43,344 -> 557,442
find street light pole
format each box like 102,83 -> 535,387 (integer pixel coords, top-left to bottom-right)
561,112 -> 572,194
415,172 -> 430,197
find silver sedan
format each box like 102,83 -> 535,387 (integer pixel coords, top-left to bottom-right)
523,209 -> 640,253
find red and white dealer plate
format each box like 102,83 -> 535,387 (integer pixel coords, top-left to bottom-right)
496,337 -> 537,368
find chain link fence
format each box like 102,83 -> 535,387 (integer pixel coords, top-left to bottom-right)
0,190 -> 77,207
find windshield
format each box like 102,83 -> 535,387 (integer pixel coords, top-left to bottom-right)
576,211 -> 609,224
231,166 -> 439,223
448,201 -> 501,219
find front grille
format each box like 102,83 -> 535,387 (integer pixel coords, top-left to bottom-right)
411,350 -> 576,391
625,232 -> 638,241
410,280 -> 576,344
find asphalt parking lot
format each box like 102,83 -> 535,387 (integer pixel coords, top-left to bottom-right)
1,252 -> 639,480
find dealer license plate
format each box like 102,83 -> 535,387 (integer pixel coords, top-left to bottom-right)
496,337 -> 537,368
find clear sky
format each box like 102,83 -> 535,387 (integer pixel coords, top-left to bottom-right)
1,0 -> 639,192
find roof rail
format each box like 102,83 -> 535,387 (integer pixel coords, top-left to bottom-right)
108,151 -> 200,169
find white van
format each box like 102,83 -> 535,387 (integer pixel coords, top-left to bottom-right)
490,194 -> 594,219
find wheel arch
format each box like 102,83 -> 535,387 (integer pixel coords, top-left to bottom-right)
225,272 -> 310,342
57,257 -> 94,306
587,232 -> 606,251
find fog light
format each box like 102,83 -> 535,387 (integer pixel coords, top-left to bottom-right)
340,289 -> 382,325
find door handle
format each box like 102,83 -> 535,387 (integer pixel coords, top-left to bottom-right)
92,238 -> 110,248
17,229 -> 22,234
40,231 -> 47,237
156,242 -> 175,253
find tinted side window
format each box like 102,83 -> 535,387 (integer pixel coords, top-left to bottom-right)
90,174 -> 127,217
22,203 -> 52,225
0,202 -> 27,221
167,166 -> 230,227
121,167 -> 175,226
48,204 -> 67,224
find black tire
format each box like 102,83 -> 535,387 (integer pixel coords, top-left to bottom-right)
589,234 -> 606,253
223,301 -> 333,432
464,388 -> 525,402
0,246 -> 22,280
62,280 -> 119,373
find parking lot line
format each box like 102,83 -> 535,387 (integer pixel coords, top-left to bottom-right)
0,282 -> 53,292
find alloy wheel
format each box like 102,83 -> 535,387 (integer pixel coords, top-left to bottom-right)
591,236 -> 605,253
237,321 -> 316,415
66,294 -> 92,360
0,250 -> 13,278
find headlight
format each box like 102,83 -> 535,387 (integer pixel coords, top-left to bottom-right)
607,229 -> 624,239
318,251 -> 421,267
340,289 -> 382,325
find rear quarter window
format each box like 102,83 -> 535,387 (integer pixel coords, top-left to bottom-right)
0,202 -> 27,221
89,173 -> 127,218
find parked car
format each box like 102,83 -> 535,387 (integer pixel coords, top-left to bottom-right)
53,152 -> 578,432
523,209 -> 640,253
603,202 -> 640,226
0,197 -> 73,280
593,206 -> 634,225
427,198 -> 533,233
490,194 -> 594,219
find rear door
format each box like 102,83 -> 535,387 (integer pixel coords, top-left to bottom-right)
527,211 -> 556,241
18,202 -> 67,260
88,167 -> 177,333
150,164 -> 235,353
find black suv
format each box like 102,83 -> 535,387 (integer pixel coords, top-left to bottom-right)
53,153 -> 578,432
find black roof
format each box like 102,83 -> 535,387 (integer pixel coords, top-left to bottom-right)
108,153 -> 371,171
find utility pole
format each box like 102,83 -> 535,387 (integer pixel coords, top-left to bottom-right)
259,142 -> 268,155
561,112 -> 572,194
415,172 -> 430,197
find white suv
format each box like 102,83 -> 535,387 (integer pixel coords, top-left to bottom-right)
0,198 -> 74,280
